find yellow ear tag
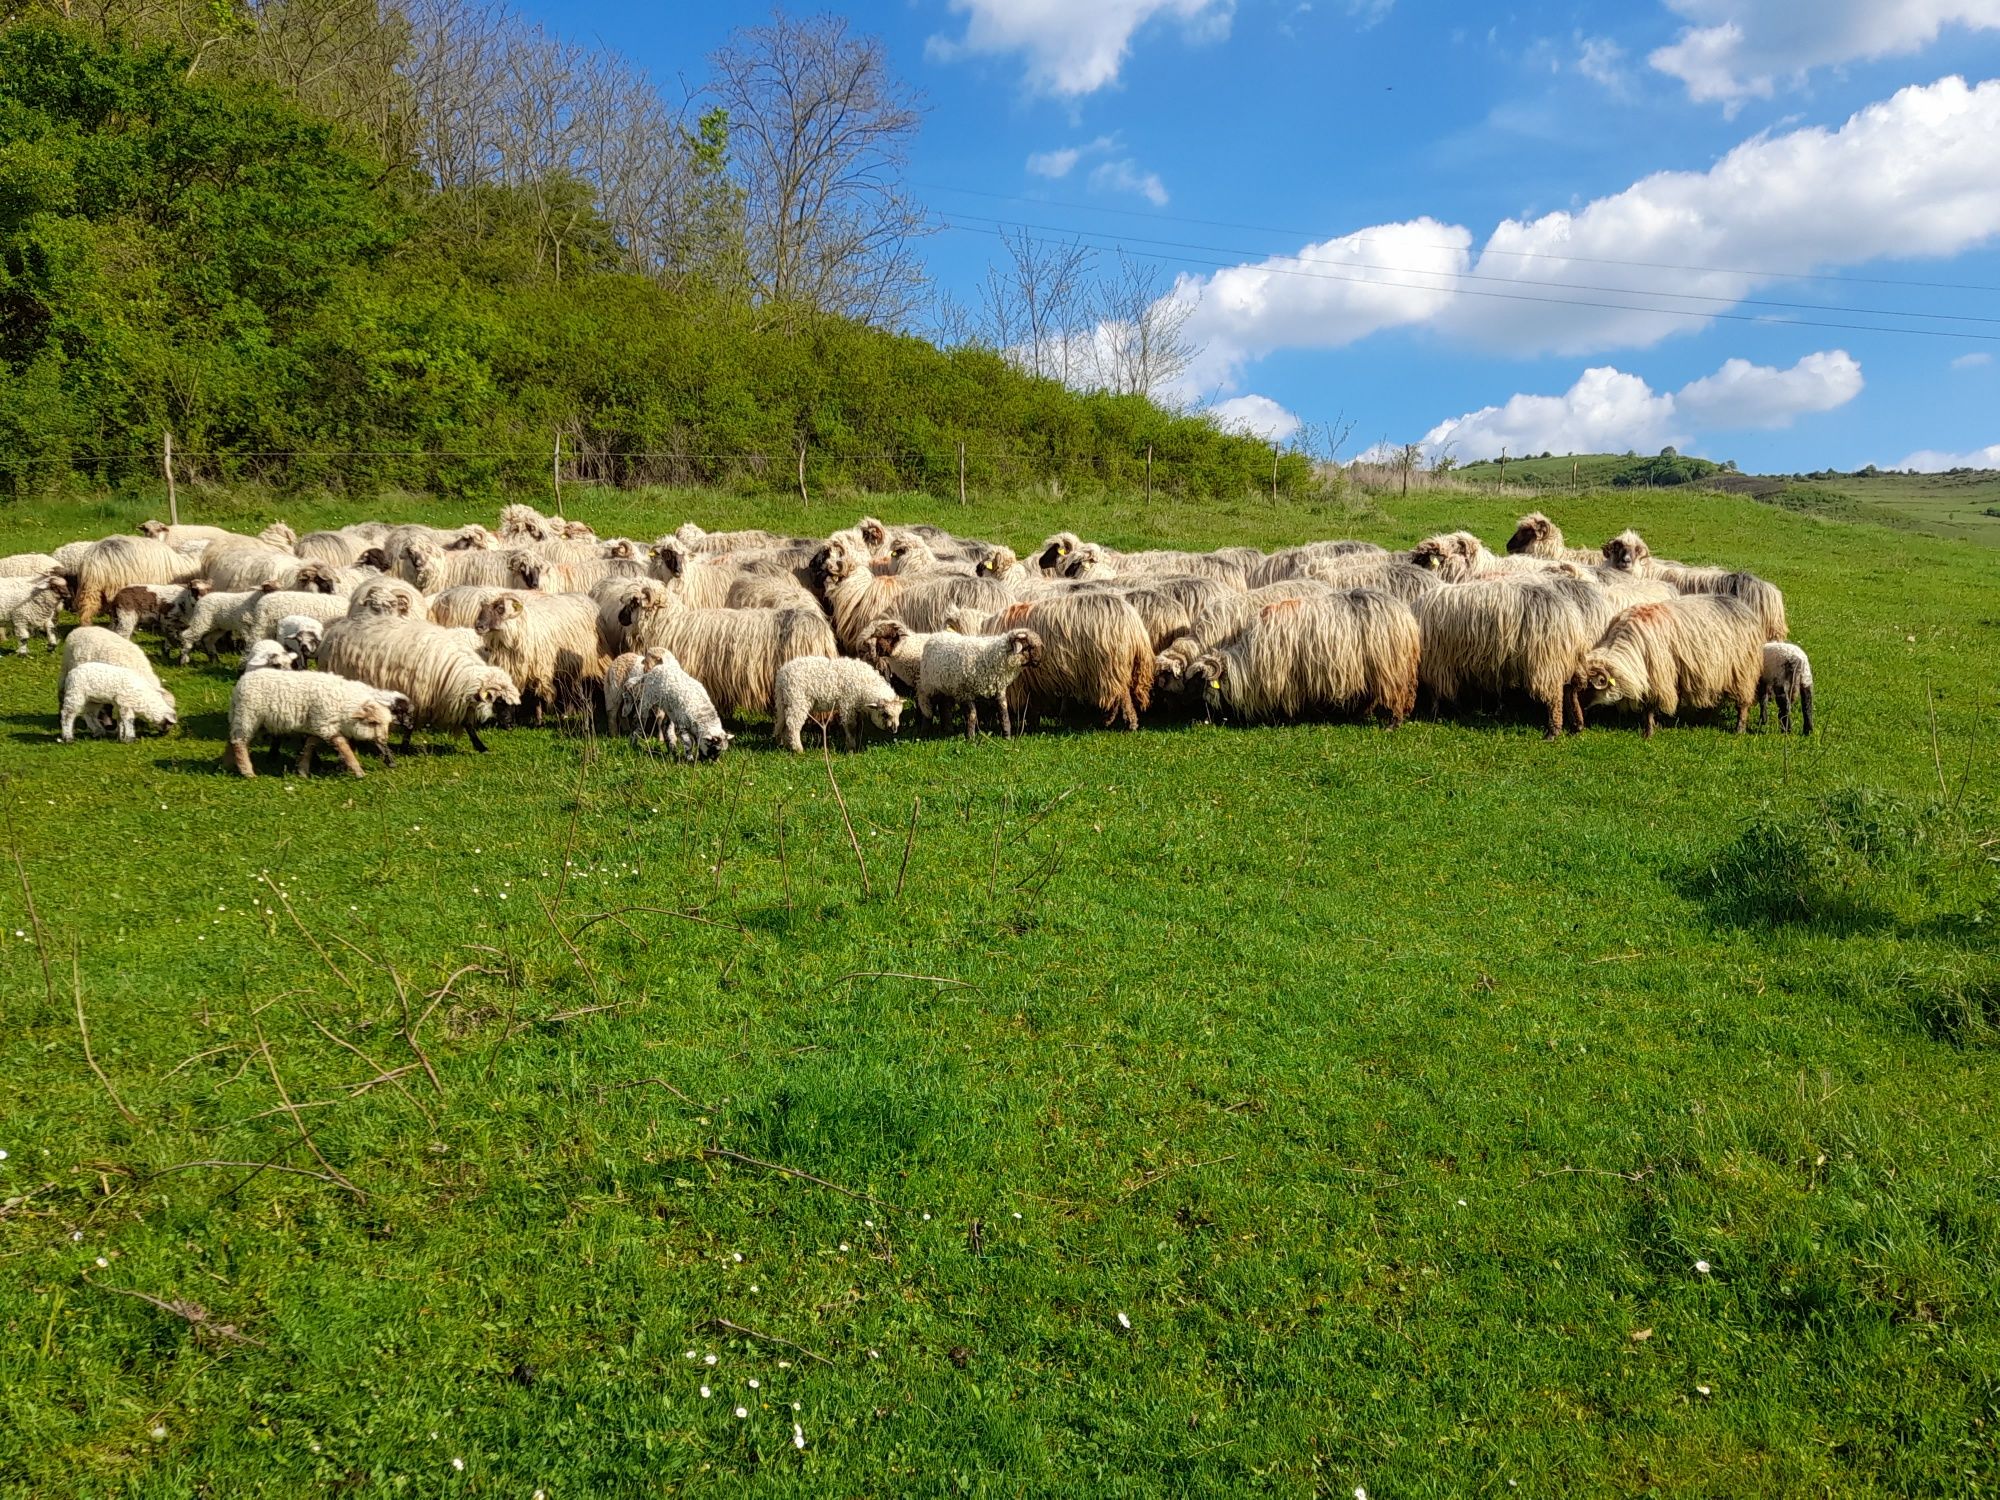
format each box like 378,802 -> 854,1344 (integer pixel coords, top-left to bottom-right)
1058,544 -> 1069,556
1606,674 -> 1617,688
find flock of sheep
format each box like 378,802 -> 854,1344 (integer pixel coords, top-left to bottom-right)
0,503 -> 1816,778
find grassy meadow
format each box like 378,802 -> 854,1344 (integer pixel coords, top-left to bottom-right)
2,481 -> 1997,1497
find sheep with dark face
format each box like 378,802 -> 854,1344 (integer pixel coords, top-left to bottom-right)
1504,513 -> 1599,563
1416,573 -> 1620,739
619,588 -> 838,720
1406,531 -> 1496,581
347,575 -> 425,618
473,591 -> 607,724
1600,530 -> 1651,573
812,535 -> 1009,654
276,615 -> 325,668
1571,596 -> 1764,738
318,615 -> 519,752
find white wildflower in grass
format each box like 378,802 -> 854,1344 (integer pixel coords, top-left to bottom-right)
868,1349 -> 879,1360
839,1243 -> 850,1253
922,1213 -> 931,1221
791,1402 -> 801,1412
704,1354 -> 717,1366
685,1350 -> 697,1360
1457,1198 -> 1467,1207
1355,1488 -> 1368,1500
70,1231 -> 82,1242
1694,1259 -> 1712,1275
748,1379 -> 760,1390
150,1426 -> 166,1440
734,1406 -> 748,1419
732,1252 -> 743,1263
1696,1384 -> 1712,1397
94,1256 -> 108,1268
864,1219 -> 874,1228
700,1386 -> 711,1399
1116,1312 -> 1131,1330
792,1423 -> 806,1449
749,1284 -> 760,1293
778,1361 -> 791,1370
450,1457 -> 464,1472
0,1149 -> 8,1161
1012,1212 -> 1022,1219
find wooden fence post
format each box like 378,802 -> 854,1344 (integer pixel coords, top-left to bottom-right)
797,436 -> 809,509
1146,444 -> 1153,503
957,440 -> 967,506
552,431 -> 563,516
163,431 -> 178,526
1271,443 -> 1279,501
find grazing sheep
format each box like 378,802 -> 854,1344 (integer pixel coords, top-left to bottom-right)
1571,596 -> 1765,738
1757,641 -> 1815,735
772,656 -> 904,752
0,552 -> 62,579
168,588 -> 265,666
1186,591 -> 1420,728
814,536 -> 1010,653
959,592 -> 1154,731
427,585 -> 509,630
347,575 -> 426,618
620,590 -> 839,719
674,522 -> 799,556
1504,513 -> 1599,563
605,651 -> 650,736
226,669 -> 400,777
916,628 -> 1040,740
71,535 -> 203,623
318,615 -> 520,752
1407,530 -> 1497,581
632,649 -> 732,760
60,626 -> 167,699
199,538 -> 326,592
1154,581 -> 1345,692
1654,567 -> 1789,641
1,573 -> 69,654
276,615 -> 324,668
472,591 -> 607,723
58,663 -> 177,743
240,638 -> 298,674
241,588 -> 351,645
1416,573 -> 1617,739
108,582 -> 202,640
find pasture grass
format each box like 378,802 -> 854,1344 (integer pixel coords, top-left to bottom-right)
1,483 -> 1997,1497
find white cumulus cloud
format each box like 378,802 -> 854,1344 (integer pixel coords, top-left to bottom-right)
1675,350 -> 1863,428
1209,394 -> 1301,442
1089,158 -> 1169,205
1651,1 -> 2000,109
1576,34 -> 1627,90
1026,146 -> 1083,179
1894,443 -> 2000,471
1418,350 -> 1863,461
928,0 -> 1235,96
1950,351 -> 1993,369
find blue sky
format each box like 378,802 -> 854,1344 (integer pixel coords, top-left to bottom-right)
518,1 -> 2000,472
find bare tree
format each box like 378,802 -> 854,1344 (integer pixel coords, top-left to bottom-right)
1392,442 -> 1424,497
708,10 -> 931,325
978,227 -> 1095,382
1089,253 -> 1199,402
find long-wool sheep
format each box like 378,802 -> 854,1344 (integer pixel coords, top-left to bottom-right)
963,592 -> 1154,731
60,626 -> 166,698
72,535 -> 203,623
1504,513 -> 1600,563
58,662 -> 177,743
631,649 -> 732,760
1757,641 -> 1815,735
1655,567 -> 1788,642
772,655 -> 904,753
1187,591 -> 1420,727
1407,530 -> 1497,581
619,591 -> 838,719
227,668 -> 401,777
137,520 -> 242,549
1572,596 -> 1765,738
1245,540 -> 1386,588
348,575 -> 426,618
318,615 -> 519,751
605,651 -> 649,736
199,537 -> 329,592
1416,573 -> 1618,739
815,536 -> 1009,654
916,628 -> 1040,740
242,588 -> 352,645
1,573 -> 69,653
428,585 -> 509,630
473,591 -> 607,723
398,537 -> 514,592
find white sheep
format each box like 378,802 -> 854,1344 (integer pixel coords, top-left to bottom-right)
1,573 -> 70,654
60,626 -> 167,698
168,588 -> 265,666
226,669 -> 401,777
241,588 -> 352,645
276,615 -> 325,668
318,614 -> 519,753
1757,641 -> 1815,735
241,639 -> 298,674
772,655 -> 904,753
0,552 -> 62,579
632,649 -> 732,761
916,628 -> 1042,740
58,662 -> 177,743
473,591 -> 607,724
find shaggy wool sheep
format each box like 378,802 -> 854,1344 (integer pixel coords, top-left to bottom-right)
1504,513 -> 1600,563
648,538 -> 749,609
1654,567 -> 1789,641
772,655 -> 904,752
241,588 -> 352,645
276,615 -> 325,668
673,522 -> 799,556
619,590 -> 839,719
916,628 -> 1040,740
1416,573 -> 1618,738
227,669 -> 400,777
1407,531 -> 1497,581
318,615 -> 519,751
1186,591 -> 1420,727
294,529 -> 369,566
1599,530 -> 1651,573
427,585 -> 509,630
240,638 -> 298,673
814,535 -> 1010,653
1299,555 -> 1447,605
347,575 -> 426,618
0,573 -> 69,654
71,535 -> 203,623
605,651 -> 650,736
508,550 -> 639,593
58,663 -> 177,743
1756,641 -> 1815,735
398,537 -> 514,592
137,521 -> 240,549
1244,540 -> 1387,587
60,626 -> 167,699
199,537 -> 330,592
0,552 -> 62,579
1571,596 -> 1765,738
957,592 -> 1154,731
169,588 -> 266,666
473,591 -> 607,723
632,650 -> 732,760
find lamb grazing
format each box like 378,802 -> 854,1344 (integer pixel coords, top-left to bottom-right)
772,655 -> 904,753
240,638 -> 298,673
1504,513 -> 1599,563
58,663 -> 177,743
1185,591 -> 1420,728
959,592 -> 1154,731
632,649 -> 732,761
1416,573 -> 1618,739
60,626 -> 168,700
858,618 -> 936,694
619,589 -> 838,719
0,552 -> 63,579
1407,530 -> 1497,581
916,628 -> 1040,740
472,591 -> 607,723
318,615 -> 520,752
1,573 -> 69,654
398,537 -> 513,592
428,585 -> 509,630
227,669 -> 401,777
1756,641 -> 1815,735
605,650 -> 649,736
71,535 -> 203,623
108,582 -> 201,640
1571,596 -> 1765,738
347,575 -> 426,618
276,615 -> 324,668
241,588 -> 351,645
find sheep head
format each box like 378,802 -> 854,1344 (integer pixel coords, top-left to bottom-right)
294,562 -> 337,594
241,640 -> 294,673
601,538 -> 640,560
138,520 -> 169,539
863,698 -> 903,736
860,619 -> 905,665
856,516 -> 888,553
402,539 -> 444,590
692,726 -> 732,761
354,546 -> 391,571
474,593 -> 525,634
650,538 -> 690,581
344,699 -> 396,742
40,573 -> 71,601
507,550 -> 545,590
1004,628 -> 1042,669
498,504 -> 552,542
618,583 -> 671,629
259,522 -> 298,551
1034,534 -> 1081,572
1506,513 -> 1556,556
1572,656 -> 1632,710
1601,530 -> 1650,572
640,645 -> 674,671
446,525 -> 496,551
976,545 -> 1019,577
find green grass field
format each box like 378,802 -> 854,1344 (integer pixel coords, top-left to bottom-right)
3,484 -> 1997,1497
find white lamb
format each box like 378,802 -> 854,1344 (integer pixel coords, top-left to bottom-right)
916,627 -> 1042,740
58,662 -> 178,743
241,639 -> 297,673
631,649 -> 732,761
169,588 -> 263,665
226,669 -> 403,778
1757,641 -> 1815,735
1,573 -> 70,654
276,615 -> 324,668
771,655 -> 903,753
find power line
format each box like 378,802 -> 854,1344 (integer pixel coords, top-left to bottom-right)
941,209 -> 2000,328
935,217 -> 2000,344
916,181 -> 2000,297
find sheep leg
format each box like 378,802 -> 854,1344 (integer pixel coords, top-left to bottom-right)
296,737 -> 318,776
58,706 -> 76,743
43,619 -> 58,651
466,723 -> 489,753
329,734 -> 367,778
964,701 -> 979,742
375,739 -> 396,768
228,739 -> 256,778
1733,698 -> 1749,734
999,695 -> 1013,740
1542,695 -> 1562,741
1641,709 -> 1656,740
117,708 -> 136,742
1756,686 -> 1769,726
